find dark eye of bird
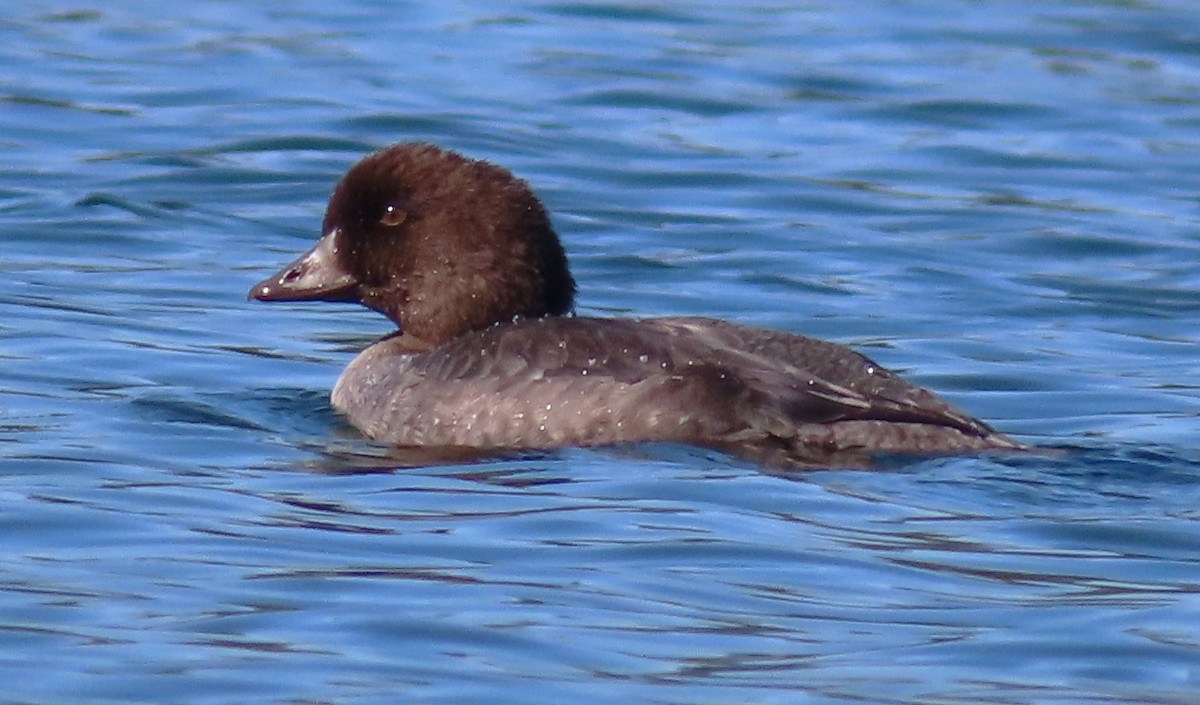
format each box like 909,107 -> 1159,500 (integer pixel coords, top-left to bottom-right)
380,204 -> 407,227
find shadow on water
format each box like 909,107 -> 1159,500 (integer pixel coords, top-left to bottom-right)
268,421 -> 1175,489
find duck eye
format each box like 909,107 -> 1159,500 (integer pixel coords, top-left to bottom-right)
380,204 -> 407,227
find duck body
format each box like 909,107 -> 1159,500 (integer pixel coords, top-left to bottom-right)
331,314 -> 1019,462
250,142 -> 1021,467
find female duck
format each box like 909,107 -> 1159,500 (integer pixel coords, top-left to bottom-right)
250,143 -> 1021,467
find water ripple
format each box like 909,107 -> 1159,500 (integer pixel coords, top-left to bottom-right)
1,1 -> 1198,704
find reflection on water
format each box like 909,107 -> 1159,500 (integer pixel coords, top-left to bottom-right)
2,1 -> 1198,703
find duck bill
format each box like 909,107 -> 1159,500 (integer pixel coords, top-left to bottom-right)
248,230 -> 358,303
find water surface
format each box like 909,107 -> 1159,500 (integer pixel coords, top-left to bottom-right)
2,1 -> 1199,703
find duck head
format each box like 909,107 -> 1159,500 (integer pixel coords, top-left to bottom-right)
249,143 -> 576,347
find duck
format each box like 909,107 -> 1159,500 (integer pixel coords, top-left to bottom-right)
249,142 -> 1023,468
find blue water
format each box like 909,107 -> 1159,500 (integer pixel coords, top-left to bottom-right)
3,1 -> 1199,703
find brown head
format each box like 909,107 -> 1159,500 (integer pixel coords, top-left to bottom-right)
249,143 -> 576,347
